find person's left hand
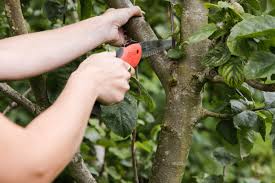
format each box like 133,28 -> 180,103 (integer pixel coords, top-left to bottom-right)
101,6 -> 142,46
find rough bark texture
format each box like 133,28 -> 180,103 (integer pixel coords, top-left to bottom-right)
4,0 -> 27,35
4,1 -> 97,183
0,83 -> 39,114
108,0 -> 209,182
67,153 -> 97,183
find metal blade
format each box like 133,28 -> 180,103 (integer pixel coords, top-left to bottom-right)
141,40 -> 172,58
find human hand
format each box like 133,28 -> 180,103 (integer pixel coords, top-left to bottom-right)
72,52 -> 135,105
101,6 -> 142,46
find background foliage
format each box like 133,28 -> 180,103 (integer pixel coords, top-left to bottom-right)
0,0 -> 275,182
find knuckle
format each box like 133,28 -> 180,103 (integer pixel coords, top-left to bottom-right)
126,72 -> 131,79
125,84 -> 130,91
115,94 -> 124,102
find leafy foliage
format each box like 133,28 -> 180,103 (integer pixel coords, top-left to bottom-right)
100,94 -> 138,137
201,43 -> 231,67
218,57 -> 245,87
187,23 -> 217,44
213,147 -> 238,166
129,77 -> 155,111
244,51 -> 275,82
227,15 -> 275,57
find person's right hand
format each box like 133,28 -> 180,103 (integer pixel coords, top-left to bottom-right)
72,52 -> 134,105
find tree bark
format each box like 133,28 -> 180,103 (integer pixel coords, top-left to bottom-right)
0,83 -> 39,114
108,0 -> 209,182
4,1 -> 97,183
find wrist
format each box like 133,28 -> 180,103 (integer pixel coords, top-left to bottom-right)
86,16 -> 113,43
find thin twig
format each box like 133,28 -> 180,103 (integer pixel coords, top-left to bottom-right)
222,166 -> 226,183
169,1 -> 176,48
246,80 -> 275,92
0,83 -> 39,114
200,108 -> 232,119
131,68 -> 139,183
131,129 -> 139,183
3,87 -> 31,115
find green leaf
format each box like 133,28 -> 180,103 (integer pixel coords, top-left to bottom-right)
240,0 -> 262,15
100,94 -> 138,137
216,119 -> 238,145
244,51 -> 275,81
202,44 -> 231,67
269,111 -> 275,151
106,166 -> 121,180
109,147 -> 131,159
84,127 -> 101,143
238,83 -> 265,105
230,99 -> 249,113
201,175 -> 223,183
227,15 -> 275,57
77,0 -> 93,20
129,77 -> 155,111
238,128 -> 256,159
256,111 -> 267,140
270,120 -> 275,151
173,3 -> 183,17
202,82 -> 236,112
187,23 -> 217,44
167,48 -> 184,60
233,111 -> 263,131
205,1 -> 244,20
213,147 -> 238,166
43,0 -> 66,21
218,57 -> 245,87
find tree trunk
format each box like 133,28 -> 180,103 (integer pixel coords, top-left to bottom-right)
108,0 -> 209,182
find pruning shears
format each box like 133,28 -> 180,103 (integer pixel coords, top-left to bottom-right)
91,40 -> 172,117
116,40 -> 173,67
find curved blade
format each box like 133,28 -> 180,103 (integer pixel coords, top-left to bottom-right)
141,40 -> 172,58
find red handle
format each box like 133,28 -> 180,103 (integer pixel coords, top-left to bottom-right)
116,43 -> 142,68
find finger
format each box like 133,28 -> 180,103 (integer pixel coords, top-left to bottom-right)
116,6 -> 142,26
130,6 -> 143,17
110,29 -> 126,46
96,51 -> 116,57
104,8 -> 115,14
119,61 -> 136,76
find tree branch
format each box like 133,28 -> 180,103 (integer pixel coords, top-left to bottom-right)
199,109 -> 232,119
3,87 -> 32,115
109,1 -> 209,183
0,83 -> 39,114
67,152 -> 97,183
4,0 -> 96,182
207,74 -> 275,92
246,80 -> 275,92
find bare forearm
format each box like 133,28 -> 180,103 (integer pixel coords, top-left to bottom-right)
26,74 -> 97,181
0,16 -> 108,80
